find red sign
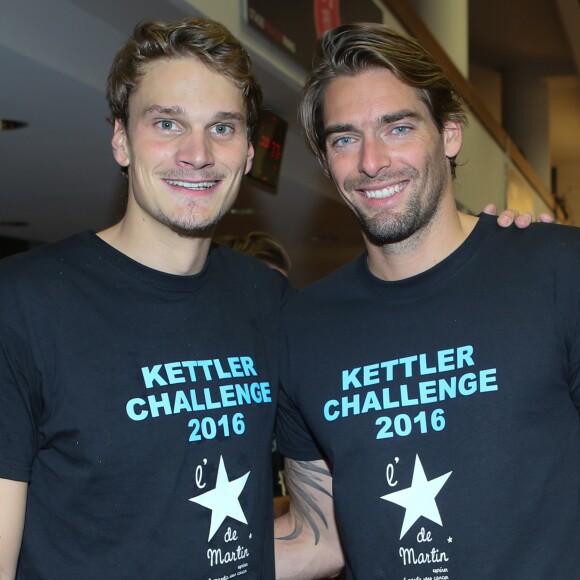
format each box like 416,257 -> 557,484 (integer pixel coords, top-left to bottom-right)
314,0 -> 341,37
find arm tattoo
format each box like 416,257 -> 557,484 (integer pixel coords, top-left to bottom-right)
277,460 -> 333,545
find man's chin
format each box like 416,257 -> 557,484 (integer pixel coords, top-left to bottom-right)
168,221 -> 217,239
154,212 -> 219,239
364,227 -> 415,246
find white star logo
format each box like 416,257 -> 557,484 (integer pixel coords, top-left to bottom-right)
381,454 -> 452,539
189,455 -> 250,541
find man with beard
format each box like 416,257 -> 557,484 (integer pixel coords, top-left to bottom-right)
274,23 -> 580,579
0,18 -> 289,579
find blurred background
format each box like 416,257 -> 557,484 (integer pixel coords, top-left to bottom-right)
1,0 -> 578,287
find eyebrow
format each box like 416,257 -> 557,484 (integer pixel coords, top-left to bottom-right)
213,111 -> 246,124
140,105 -> 245,124
141,104 -> 187,117
324,109 -> 422,140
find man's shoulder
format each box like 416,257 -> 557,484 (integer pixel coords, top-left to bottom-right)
209,242 -> 292,299
531,221 -> 580,244
480,212 -> 579,243
475,219 -> 580,290
492,220 -> 580,258
0,232 -> 89,281
284,255 -> 363,314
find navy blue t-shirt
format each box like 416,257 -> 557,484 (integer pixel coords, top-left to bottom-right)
0,233 -> 289,579
278,215 -> 580,579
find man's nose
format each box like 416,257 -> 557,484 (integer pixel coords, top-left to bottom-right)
176,130 -> 214,170
359,136 -> 392,178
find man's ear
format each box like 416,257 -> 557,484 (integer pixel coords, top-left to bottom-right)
112,119 -> 131,167
244,142 -> 255,175
442,120 -> 462,159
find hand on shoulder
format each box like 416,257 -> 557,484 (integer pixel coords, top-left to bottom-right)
482,204 -> 555,228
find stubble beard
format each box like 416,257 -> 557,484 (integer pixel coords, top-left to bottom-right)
349,158 -> 448,246
152,201 -> 229,238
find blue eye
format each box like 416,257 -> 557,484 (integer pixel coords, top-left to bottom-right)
213,123 -> 232,135
334,136 -> 353,147
158,120 -> 177,131
393,126 -> 410,135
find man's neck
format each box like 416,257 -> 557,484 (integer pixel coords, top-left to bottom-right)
366,201 -> 478,282
97,217 -> 212,276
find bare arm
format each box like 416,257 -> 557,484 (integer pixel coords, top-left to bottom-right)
0,478 -> 27,579
275,459 -> 344,580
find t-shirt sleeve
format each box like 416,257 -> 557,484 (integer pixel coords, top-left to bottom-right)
275,322 -> 324,461
276,382 -> 325,461
0,321 -> 40,482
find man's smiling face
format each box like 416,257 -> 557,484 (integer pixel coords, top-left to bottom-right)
112,56 -> 254,238
323,67 -> 461,246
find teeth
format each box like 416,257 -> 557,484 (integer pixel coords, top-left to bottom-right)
364,182 -> 405,199
166,179 -> 217,190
